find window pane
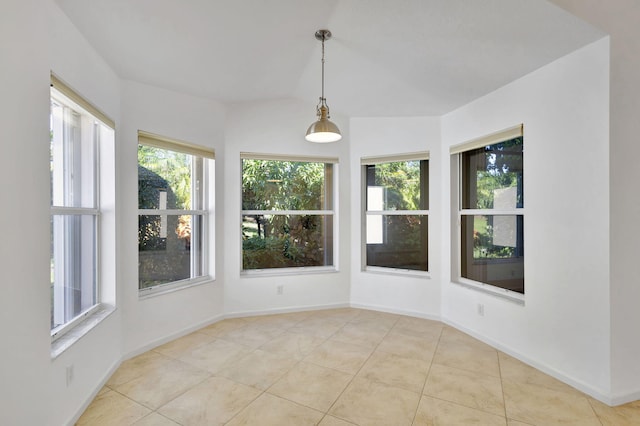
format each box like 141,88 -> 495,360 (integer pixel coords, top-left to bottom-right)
51,215 -> 97,330
461,215 -> 524,293
138,146 -> 195,210
366,214 -> 428,271
50,97 -> 97,208
242,214 -> 333,269
366,160 -> 428,210
242,160 -> 332,211
461,137 -> 523,210
138,214 -> 203,288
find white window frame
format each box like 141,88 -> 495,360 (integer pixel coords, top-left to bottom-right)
240,152 -> 339,275
361,152 -> 430,276
137,131 -> 214,297
50,75 -> 115,343
450,124 -> 525,302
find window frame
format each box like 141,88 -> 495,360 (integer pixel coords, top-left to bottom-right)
50,76 -> 114,343
451,124 -> 525,301
361,152 -> 430,276
137,131 -> 214,296
240,152 -> 339,275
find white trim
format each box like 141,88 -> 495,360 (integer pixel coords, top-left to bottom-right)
452,277 -> 525,304
51,303 -> 101,342
241,151 -> 338,163
51,207 -> 100,215
366,210 -> 429,215
138,209 -> 207,215
361,151 -> 429,165
363,266 -> 431,279
241,156 -> 337,273
242,209 -> 334,216
138,275 -> 213,298
349,302 -> 441,322
610,389 -> 640,407
362,158 -> 429,273
241,265 -> 338,277
50,304 -> 116,358
449,123 -> 523,154
459,209 -> 524,216
66,355 -> 122,426
122,312 -> 226,361
225,302 -> 351,320
442,317 -> 613,406
138,130 -> 214,159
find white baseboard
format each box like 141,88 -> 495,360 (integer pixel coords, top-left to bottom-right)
66,357 -> 122,426
73,302 -> 639,422
123,313 -> 226,360
443,318 -> 617,405
225,302 -> 351,319
349,302 -> 441,322
610,388 -> 640,406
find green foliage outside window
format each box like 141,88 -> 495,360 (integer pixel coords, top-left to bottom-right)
365,160 -> 428,271
367,160 -> 423,210
463,137 -> 523,260
242,159 -> 331,269
138,146 -> 193,288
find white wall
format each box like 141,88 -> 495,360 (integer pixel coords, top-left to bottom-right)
549,0 -> 640,405
0,1 -> 123,424
1,1 -> 52,424
48,4 -> 124,425
223,99 -> 351,315
120,80 -> 226,356
349,117 -> 442,318
0,2 -> 631,423
441,38 -> 611,398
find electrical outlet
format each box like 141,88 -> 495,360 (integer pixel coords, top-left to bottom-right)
276,285 -> 283,295
477,303 -> 485,317
66,365 -> 74,387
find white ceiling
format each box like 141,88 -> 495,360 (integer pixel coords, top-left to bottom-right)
55,0 -> 605,117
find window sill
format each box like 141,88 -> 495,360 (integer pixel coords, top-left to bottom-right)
363,266 -> 431,279
453,278 -> 525,305
51,304 -> 116,359
241,266 -> 338,278
138,276 -> 214,300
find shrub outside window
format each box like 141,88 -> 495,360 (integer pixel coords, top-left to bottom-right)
137,132 -> 213,292
362,154 -> 429,272
50,79 -> 114,339
455,125 -> 524,294
241,154 -> 337,271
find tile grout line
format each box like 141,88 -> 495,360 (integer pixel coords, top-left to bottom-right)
496,349 -> 509,422
306,311 -> 366,424
221,312 -> 335,425
584,389 -> 605,426
321,312 -> 400,424
410,324 -> 444,425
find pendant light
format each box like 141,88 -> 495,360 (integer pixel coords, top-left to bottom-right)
305,29 -> 342,143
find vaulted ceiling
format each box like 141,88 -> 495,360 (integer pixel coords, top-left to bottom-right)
56,0 -> 604,117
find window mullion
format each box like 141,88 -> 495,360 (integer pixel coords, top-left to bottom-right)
366,210 -> 429,215
241,210 -> 334,216
459,209 -> 524,216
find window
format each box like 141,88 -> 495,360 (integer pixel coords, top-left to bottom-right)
453,125 -> 524,294
137,131 -> 213,293
362,153 -> 429,272
241,153 -> 337,272
50,76 -> 114,338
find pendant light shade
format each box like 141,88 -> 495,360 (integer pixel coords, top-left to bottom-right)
305,103 -> 342,143
305,29 -> 341,143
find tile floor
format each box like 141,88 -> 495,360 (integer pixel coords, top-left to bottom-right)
77,308 -> 640,425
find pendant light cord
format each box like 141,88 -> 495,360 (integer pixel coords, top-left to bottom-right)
321,33 -> 325,101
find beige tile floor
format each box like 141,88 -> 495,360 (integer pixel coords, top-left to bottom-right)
77,308 -> 640,425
